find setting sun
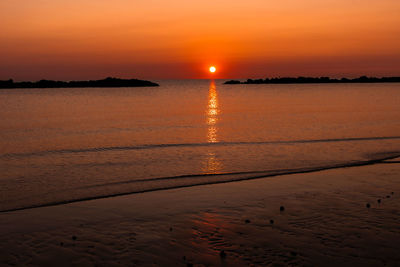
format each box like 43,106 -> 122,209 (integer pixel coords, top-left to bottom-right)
209,66 -> 216,73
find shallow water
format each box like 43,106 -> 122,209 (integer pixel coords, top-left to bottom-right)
0,80 -> 399,211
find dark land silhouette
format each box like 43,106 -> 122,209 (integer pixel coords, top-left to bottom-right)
0,77 -> 159,89
224,76 -> 400,85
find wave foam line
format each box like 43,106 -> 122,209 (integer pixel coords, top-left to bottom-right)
1,153 -> 399,213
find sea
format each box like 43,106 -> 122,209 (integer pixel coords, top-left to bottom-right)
1,80 -> 399,212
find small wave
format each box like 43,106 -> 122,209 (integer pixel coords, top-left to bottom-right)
1,152 -> 399,213
2,136 -> 400,159
59,151 -> 400,190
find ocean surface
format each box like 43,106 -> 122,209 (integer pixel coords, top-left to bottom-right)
1,80 -> 399,212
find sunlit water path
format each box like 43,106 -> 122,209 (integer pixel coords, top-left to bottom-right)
1,80 -> 399,211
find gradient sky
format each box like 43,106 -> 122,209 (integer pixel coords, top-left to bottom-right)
1,0 -> 399,80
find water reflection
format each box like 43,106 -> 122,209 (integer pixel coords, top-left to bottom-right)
207,80 -> 219,143
204,80 -> 222,173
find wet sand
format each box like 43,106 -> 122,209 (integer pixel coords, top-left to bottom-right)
1,162 -> 400,266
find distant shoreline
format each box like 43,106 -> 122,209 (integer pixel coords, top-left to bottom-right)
0,77 -> 159,89
224,76 -> 400,85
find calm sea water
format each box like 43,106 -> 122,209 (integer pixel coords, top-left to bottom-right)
1,80 -> 399,211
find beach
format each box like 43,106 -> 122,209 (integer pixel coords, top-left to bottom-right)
1,81 -> 399,266
2,0 -> 400,265
1,162 -> 399,266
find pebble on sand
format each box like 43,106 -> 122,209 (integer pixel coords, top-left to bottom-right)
220,250 -> 227,258
280,206 -> 285,212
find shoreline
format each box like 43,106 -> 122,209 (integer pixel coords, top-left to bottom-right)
2,153 -> 399,213
224,76 -> 400,85
0,77 -> 159,89
1,162 -> 400,266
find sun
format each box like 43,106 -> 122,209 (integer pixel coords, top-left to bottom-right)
209,66 -> 216,73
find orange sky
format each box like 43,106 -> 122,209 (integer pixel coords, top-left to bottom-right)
1,0 -> 399,80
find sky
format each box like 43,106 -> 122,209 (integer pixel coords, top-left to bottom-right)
1,0 -> 399,80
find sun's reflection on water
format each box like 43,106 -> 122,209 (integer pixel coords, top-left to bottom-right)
204,80 -> 222,173
207,80 -> 219,143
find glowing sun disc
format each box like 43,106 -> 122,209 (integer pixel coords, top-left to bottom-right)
209,66 -> 216,73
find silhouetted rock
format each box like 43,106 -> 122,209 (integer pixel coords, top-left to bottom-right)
0,77 -> 159,89
224,76 -> 400,85
224,80 -> 241,84
0,79 -> 13,88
